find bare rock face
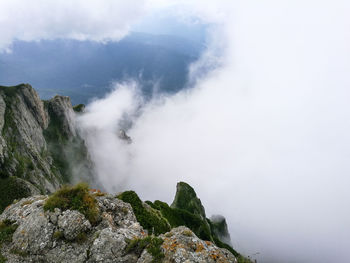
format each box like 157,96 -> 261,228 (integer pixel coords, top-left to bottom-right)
0,194 -> 237,263
0,84 -> 92,212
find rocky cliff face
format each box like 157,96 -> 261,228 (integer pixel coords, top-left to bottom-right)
0,84 -> 92,213
0,186 -> 237,263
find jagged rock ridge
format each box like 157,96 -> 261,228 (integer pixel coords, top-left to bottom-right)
0,84 -> 92,213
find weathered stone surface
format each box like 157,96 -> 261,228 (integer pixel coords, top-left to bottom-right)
96,194 -> 137,229
138,226 -> 237,263
12,212 -> 54,253
87,228 -> 139,263
57,210 -> 91,240
0,194 -> 237,263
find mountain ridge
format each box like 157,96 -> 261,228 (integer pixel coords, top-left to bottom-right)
0,84 -> 92,213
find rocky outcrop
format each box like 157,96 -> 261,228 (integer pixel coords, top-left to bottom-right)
171,182 -> 206,220
0,192 -> 237,263
0,84 -> 92,212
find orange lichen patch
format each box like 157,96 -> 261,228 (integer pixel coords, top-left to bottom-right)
210,252 -> 220,261
195,243 -> 205,253
162,239 -> 181,252
205,241 -> 212,246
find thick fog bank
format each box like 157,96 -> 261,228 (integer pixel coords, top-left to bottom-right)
75,1 -> 350,262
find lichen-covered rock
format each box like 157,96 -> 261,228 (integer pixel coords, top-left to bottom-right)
12,211 -> 54,253
57,210 -> 91,240
138,226 -> 237,263
96,194 -> 137,229
87,227 -> 142,263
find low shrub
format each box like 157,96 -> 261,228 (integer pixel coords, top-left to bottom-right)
117,191 -> 170,235
43,183 -> 99,225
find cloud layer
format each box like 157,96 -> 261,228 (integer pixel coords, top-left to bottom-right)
77,1 -> 350,263
0,0 -> 148,52
1,0 -> 350,262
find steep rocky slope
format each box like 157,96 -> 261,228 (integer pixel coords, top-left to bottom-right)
0,84 -> 91,213
0,184 -> 239,263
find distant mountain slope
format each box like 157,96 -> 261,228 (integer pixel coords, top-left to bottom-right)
0,33 -> 203,104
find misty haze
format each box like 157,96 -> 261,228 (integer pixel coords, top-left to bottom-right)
0,1 -> 349,263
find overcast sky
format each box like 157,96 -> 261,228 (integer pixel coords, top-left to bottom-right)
1,1 -> 350,262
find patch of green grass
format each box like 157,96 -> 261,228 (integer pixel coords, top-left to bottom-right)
117,191 -> 170,235
0,177 -> 31,213
125,236 -> 164,263
43,183 -> 99,225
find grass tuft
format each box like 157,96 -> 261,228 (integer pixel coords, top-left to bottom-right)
43,183 -> 99,225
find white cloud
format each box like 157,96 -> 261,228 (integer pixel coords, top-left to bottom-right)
77,1 -> 350,262
2,0 -> 349,262
0,0 -> 148,52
